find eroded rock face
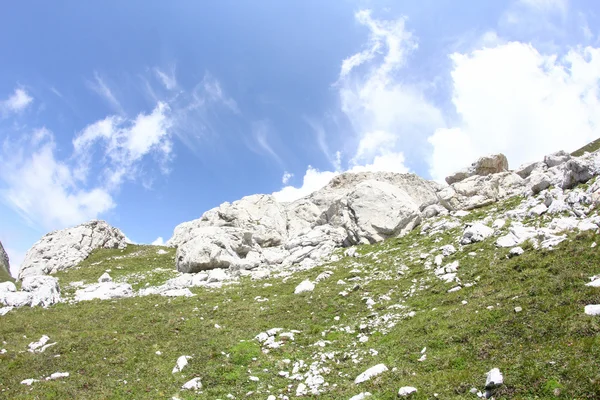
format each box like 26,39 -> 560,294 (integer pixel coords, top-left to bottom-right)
0,241 -> 10,280
445,154 -> 509,185
170,173 -> 440,273
18,220 -> 127,280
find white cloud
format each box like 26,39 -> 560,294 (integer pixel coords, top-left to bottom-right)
72,102 -> 173,189
336,10 -> 444,174
87,72 -> 124,114
151,237 -> 164,246
349,151 -> 409,174
428,41 -> 600,181
1,88 -> 33,115
155,65 -> 177,90
272,167 -> 339,202
282,171 -> 293,184
1,130 -> 115,230
202,73 -> 239,114
0,101 -> 174,232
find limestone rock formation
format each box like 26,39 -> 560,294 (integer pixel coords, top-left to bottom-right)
170,172 -> 440,274
0,241 -> 11,280
18,220 -> 127,279
445,154 -> 509,185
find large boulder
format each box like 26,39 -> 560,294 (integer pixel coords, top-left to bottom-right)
445,154 -> 509,185
0,241 -> 11,281
18,220 -> 127,280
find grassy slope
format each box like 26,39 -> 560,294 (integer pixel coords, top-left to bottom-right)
1,202 -> 600,399
572,138 -> 600,157
0,267 -> 14,283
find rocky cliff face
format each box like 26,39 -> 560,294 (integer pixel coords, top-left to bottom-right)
0,241 -> 11,280
18,220 -> 128,279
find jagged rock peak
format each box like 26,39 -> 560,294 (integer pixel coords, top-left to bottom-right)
18,220 -> 127,280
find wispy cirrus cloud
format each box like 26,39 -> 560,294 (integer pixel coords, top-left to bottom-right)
87,71 -> 124,114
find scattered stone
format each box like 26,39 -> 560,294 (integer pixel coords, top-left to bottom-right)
514,307 -> 523,313
398,386 -> 418,397
584,305 -> 600,316
172,355 -> 191,373
181,377 -> 202,390
354,364 -> 388,384
349,392 -> 372,400
20,378 -> 39,385
294,280 -> 315,294
485,368 -> 503,389
75,282 -> 133,302
45,372 -> 69,380
509,247 -> 524,257
461,223 -> 494,245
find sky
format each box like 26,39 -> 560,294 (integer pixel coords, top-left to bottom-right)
2,0 -> 600,276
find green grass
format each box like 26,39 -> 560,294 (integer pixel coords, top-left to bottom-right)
572,138 -> 600,157
2,201 -> 600,399
0,266 -> 14,283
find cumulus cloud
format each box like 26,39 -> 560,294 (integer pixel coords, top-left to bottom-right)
337,9 -> 445,173
73,102 -> 173,189
1,88 -> 33,115
428,42 -> 600,181
1,129 -> 115,229
281,171 -> 293,184
151,237 -> 165,246
0,102 -> 174,231
272,167 -> 338,202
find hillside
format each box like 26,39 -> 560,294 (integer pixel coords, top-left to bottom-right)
1,189 -> 600,398
2,149 -> 600,399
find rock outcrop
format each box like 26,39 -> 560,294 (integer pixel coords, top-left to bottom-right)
167,149 -> 600,276
18,220 -> 127,280
0,241 -> 11,281
445,154 -> 509,185
170,173 -> 440,274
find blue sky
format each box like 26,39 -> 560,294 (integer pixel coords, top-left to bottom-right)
2,0 -> 600,276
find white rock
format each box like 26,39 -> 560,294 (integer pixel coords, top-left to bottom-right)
514,307 -> 523,313
296,383 -> 308,396
207,268 -> 229,283
46,372 -> 69,380
22,276 -> 61,308
528,204 -> 548,216
0,306 -> 13,316
440,245 -> 457,256
172,355 -> 191,373
20,378 -> 39,385
398,386 -> 418,396
294,280 -> 315,294
157,249 -> 168,255
181,377 -> 202,390
485,368 -> 503,389
349,393 -> 372,400
19,220 -> 127,279
28,335 -> 54,353
509,247 -> 524,257
584,304 -> 600,316
98,272 -> 112,283
461,223 -> 494,244
75,282 -> 133,302
354,363 -> 388,384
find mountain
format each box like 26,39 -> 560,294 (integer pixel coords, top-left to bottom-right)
0,241 -> 12,283
1,148 -> 600,398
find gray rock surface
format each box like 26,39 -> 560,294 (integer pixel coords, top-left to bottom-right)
445,154 -> 509,185
0,276 -> 60,308
0,241 -> 10,280
18,220 -> 127,279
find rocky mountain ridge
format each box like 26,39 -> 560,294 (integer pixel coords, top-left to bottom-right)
12,149 -> 600,286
